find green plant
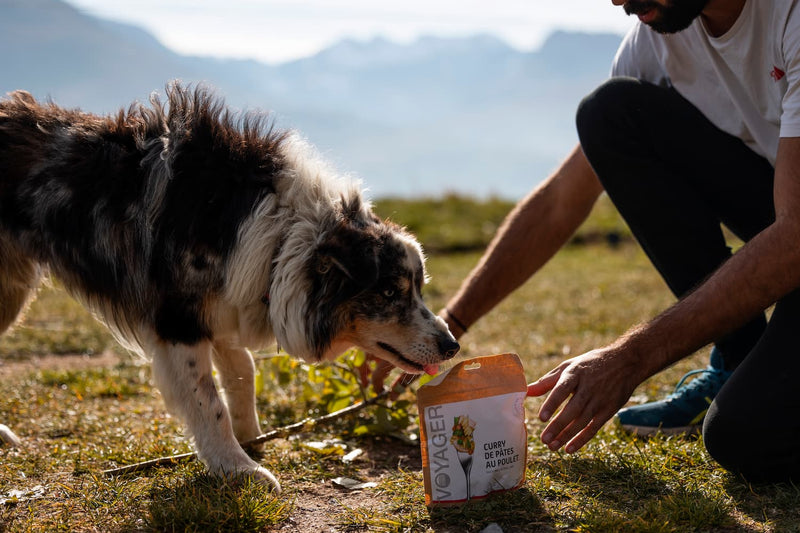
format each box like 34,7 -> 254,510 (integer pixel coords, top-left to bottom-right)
255,350 -> 417,439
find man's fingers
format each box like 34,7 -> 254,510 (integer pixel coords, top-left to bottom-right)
535,366 -> 577,422
357,359 -> 372,388
526,364 -> 567,397
527,347 -> 636,454
388,372 -> 419,399
548,400 -> 617,453
540,387 -> 590,447
564,418 -> 607,453
370,359 -> 395,392
357,355 -> 408,398
545,405 -> 596,451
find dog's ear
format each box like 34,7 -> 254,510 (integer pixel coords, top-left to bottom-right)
315,221 -> 380,285
307,220 -> 381,360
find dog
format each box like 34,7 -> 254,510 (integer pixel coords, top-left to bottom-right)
0,84 -> 460,491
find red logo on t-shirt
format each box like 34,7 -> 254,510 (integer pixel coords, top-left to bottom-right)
771,66 -> 786,81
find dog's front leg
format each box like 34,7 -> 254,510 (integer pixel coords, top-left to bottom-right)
211,343 -> 264,447
150,339 -> 280,491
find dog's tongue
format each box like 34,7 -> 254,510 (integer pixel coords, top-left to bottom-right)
423,364 -> 439,376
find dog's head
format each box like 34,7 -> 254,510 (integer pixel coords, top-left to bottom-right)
300,198 -> 459,374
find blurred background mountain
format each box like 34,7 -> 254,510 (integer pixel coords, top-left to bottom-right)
0,0 -> 622,199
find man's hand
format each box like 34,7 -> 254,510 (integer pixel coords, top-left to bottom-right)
526,347 -> 642,453
357,355 -> 420,399
526,136 -> 800,455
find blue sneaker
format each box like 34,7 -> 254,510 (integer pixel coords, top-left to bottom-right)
616,347 -> 732,436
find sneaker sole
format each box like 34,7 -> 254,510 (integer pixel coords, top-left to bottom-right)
620,423 -> 701,438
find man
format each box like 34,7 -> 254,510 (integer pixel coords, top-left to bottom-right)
440,0 -> 800,482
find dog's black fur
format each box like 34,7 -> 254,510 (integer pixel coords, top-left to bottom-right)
1,87 -> 287,344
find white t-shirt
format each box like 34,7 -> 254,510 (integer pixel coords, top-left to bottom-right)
612,0 -> 800,165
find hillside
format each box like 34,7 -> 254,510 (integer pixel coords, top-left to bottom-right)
0,0 -> 623,198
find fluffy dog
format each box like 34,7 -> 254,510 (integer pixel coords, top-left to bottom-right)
0,84 -> 459,491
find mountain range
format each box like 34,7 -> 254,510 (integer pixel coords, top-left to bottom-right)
0,0 -> 624,198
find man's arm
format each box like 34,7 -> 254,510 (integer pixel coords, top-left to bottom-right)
368,144 -> 601,395
442,144 -> 603,336
528,136 -> 800,453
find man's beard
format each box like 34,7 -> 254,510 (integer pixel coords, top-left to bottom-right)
624,0 -> 710,33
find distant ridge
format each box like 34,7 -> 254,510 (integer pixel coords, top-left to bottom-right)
0,0 -> 622,198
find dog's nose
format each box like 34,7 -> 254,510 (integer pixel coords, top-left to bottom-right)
438,337 -> 460,360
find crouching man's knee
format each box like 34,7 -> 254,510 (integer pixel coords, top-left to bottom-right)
703,401 -> 800,484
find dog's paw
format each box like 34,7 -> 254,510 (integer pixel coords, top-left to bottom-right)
0,424 -> 22,447
207,455 -> 281,493
226,465 -> 281,493
250,465 -> 281,493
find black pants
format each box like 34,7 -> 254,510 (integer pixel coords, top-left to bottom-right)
576,77 -> 800,483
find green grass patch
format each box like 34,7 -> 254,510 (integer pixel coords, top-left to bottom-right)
374,194 -> 517,253
35,366 -> 149,400
0,280 -> 115,358
145,473 -> 292,532
373,193 -> 632,253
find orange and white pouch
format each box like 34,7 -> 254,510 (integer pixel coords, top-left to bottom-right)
418,353 -> 528,506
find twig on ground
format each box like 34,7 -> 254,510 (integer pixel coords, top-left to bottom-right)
102,389 -> 392,478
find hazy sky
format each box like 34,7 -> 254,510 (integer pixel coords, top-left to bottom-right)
63,1 -> 636,64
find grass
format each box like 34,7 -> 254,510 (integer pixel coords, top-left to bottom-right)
1,195 -> 799,531
372,193 -> 632,253
373,195 -> 520,253
0,282 -> 112,358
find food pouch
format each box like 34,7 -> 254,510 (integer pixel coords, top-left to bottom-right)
418,353 -> 527,506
